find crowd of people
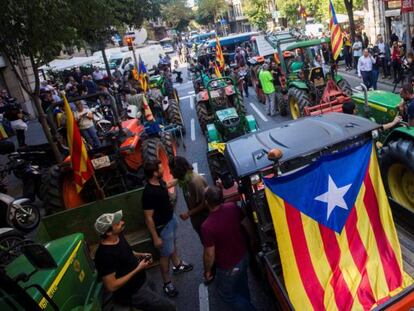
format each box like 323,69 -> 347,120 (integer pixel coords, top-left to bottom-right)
343,32 -> 414,91
94,156 -> 256,311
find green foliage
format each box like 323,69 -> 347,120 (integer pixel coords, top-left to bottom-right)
161,0 -> 193,31
244,0 -> 271,31
196,0 -> 227,25
277,0 -> 363,26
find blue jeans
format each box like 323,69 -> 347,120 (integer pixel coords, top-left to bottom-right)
215,255 -> 256,311
361,71 -> 372,89
81,126 -> 101,148
371,68 -> 379,90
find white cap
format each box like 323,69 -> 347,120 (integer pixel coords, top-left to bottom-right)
94,210 -> 123,235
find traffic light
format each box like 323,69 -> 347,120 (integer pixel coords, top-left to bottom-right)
126,37 -> 133,51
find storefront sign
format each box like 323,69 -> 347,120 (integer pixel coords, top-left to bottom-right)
401,0 -> 414,12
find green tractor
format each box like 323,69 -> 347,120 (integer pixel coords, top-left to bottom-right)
195,77 -> 258,188
352,88 -> 414,214
265,34 -> 353,119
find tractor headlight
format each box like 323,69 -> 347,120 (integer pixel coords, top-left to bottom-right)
372,130 -> 379,139
250,174 -> 260,185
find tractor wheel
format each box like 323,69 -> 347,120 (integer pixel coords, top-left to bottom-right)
42,165 -> 86,213
173,88 -> 180,105
196,101 -> 209,134
235,91 -> 247,115
276,92 -> 287,116
380,138 -> 414,213
160,131 -> 176,161
287,88 -> 311,120
167,99 -> 186,134
337,79 -> 353,97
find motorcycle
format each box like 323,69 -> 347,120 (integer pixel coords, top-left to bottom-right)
0,141 -> 41,233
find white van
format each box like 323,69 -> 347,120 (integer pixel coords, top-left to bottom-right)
109,44 -> 166,74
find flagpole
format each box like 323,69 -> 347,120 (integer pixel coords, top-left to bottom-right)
92,172 -> 106,199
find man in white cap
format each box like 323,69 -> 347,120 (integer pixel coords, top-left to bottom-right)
94,210 -> 176,310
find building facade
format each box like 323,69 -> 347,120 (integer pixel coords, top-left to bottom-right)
226,0 -> 251,33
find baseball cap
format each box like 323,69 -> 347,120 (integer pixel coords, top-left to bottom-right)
94,210 -> 123,235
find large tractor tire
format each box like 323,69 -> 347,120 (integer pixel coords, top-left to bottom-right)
196,101 -> 210,134
42,165 -> 86,213
276,92 -> 287,116
235,91 -> 247,115
167,99 -> 185,134
287,88 -> 311,120
337,79 -> 353,97
160,131 -> 176,161
380,138 -> 414,213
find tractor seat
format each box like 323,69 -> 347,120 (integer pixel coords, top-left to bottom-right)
308,67 -> 325,87
222,116 -> 240,128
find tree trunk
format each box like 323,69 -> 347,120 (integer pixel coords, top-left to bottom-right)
344,0 -> 356,41
101,47 -> 112,80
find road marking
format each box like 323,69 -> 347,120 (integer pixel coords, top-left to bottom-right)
180,95 -> 192,100
190,95 -> 194,110
188,90 -> 195,95
352,88 -> 362,93
198,283 -> 209,311
193,162 -> 198,173
191,118 -> 195,141
249,103 -> 268,122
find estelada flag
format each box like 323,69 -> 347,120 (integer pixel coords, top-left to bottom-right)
329,0 -> 344,60
215,37 -> 225,70
264,142 -> 413,310
63,95 -> 94,193
138,55 -> 148,93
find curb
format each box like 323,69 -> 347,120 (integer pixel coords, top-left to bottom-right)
337,68 -> 397,89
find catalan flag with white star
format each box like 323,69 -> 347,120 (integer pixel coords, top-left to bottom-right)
264,142 -> 413,310
329,0 -> 344,60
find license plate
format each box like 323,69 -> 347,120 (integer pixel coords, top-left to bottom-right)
210,90 -> 220,98
92,156 -> 111,169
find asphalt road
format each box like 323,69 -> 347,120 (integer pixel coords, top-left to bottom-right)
5,63 -> 400,310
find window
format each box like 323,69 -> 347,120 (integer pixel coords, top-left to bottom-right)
386,0 -> 401,9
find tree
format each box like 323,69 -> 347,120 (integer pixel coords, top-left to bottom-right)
0,0 -> 80,161
161,0 -> 193,31
244,0 -> 271,31
196,0 -> 226,26
343,0 -> 356,41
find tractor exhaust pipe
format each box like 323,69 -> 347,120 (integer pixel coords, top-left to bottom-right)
360,83 -> 370,117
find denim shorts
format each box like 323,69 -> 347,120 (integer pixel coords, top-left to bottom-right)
159,215 -> 178,257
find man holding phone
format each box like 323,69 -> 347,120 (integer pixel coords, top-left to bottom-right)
94,210 -> 176,310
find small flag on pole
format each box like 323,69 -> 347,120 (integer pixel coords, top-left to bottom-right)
63,95 -> 94,193
329,0 -> 344,60
215,37 -> 225,70
138,55 -> 148,93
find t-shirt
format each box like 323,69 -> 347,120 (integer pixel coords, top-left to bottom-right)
201,202 -> 247,269
142,182 -> 173,228
94,234 -> 146,303
258,70 -> 275,95
182,173 -> 209,233
353,41 -> 363,57
407,98 -> 414,122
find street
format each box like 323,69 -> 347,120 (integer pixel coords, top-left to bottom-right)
2,64 -> 405,311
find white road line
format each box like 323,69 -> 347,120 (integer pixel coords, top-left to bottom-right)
180,95 -> 192,100
191,118 -> 195,141
198,283 -> 209,311
352,88 -> 361,93
190,95 -> 194,110
188,90 -> 195,95
249,102 -> 268,122
193,162 -> 198,174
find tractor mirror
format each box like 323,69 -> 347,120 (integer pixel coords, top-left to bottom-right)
22,244 -> 57,270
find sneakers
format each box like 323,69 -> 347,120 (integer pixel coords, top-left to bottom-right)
172,261 -> 193,274
163,282 -> 178,297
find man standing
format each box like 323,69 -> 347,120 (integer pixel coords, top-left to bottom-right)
94,210 -> 176,310
258,64 -> 276,116
142,160 -> 193,297
169,156 -> 209,240
202,186 -> 256,311
358,49 -> 375,89
352,36 -> 363,73
376,34 -> 391,79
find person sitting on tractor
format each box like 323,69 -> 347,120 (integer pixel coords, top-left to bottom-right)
73,100 -> 101,149
399,83 -> 414,126
94,210 -> 176,310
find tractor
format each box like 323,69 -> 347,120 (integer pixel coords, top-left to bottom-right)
195,77 -> 258,188
42,92 -> 177,212
263,34 -> 352,119
352,87 -> 414,214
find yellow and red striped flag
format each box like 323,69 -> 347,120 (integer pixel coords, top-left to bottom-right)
214,63 -> 222,78
138,55 -> 148,93
329,0 -> 344,60
63,95 -> 94,193
264,142 -> 412,310
215,37 -> 225,70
